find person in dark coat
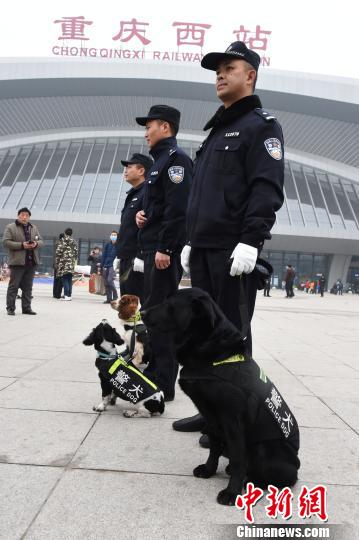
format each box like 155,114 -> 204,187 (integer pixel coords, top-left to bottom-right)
175,41 -> 284,433
116,153 -> 153,303
101,231 -> 118,304
284,265 -> 295,298
135,104 -> 192,400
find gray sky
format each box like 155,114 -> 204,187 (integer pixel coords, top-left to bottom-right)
1,0 -> 358,79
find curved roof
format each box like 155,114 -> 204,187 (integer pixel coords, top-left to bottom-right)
0,59 -> 359,178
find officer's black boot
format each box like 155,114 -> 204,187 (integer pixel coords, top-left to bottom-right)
172,413 -> 205,432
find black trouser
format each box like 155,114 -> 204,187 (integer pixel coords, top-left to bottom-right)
6,265 -> 36,312
263,282 -> 271,297
189,248 -> 257,356
142,251 -> 182,398
103,267 -> 118,302
119,258 -> 144,304
53,270 -> 63,298
285,281 -> 294,297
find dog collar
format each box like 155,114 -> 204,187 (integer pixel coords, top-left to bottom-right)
97,352 -> 118,361
126,312 -> 142,324
213,354 -> 245,366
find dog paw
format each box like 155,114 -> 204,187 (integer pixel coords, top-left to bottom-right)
123,410 -> 137,418
193,464 -> 215,478
217,488 -> 239,506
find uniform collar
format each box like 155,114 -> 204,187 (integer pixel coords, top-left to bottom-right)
204,94 -> 262,131
126,181 -> 145,195
150,136 -> 177,160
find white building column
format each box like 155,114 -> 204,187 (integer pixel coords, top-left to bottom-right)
327,255 -> 352,289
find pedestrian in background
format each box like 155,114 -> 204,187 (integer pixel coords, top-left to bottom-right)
88,246 -> 101,294
53,233 -> 64,299
117,153 -> 153,303
285,265 -> 295,298
55,228 -> 78,301
3,207 -> 43,315
101,231 -> 118,304
319,274 -> 326,297
263,277 -> 271,297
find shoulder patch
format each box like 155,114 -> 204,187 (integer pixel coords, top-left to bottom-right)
254,108 -> 276,122
168,165 -> 184,184
264,138 -> 282,160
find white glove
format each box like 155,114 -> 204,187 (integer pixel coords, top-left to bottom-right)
180,245 -> 191,273
230,243 -> 258,277
133,257 -> 144,273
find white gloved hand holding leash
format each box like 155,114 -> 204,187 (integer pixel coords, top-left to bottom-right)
133,258 -> 144,273
180,244 -> 191,273
230,243 -> 258,277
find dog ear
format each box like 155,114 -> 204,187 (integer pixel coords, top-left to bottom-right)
83,332 -> 94,346
193,295 -> 217,329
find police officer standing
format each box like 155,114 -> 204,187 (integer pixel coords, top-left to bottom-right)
116,153 -> 153,303
174,41 -> 284,432
135,104 -> 192,401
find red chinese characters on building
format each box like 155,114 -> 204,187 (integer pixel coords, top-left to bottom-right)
172,22 -> 211,47
112,19 -> 151,45
54,16 -> 93,41
298,485 -> 329,522
235,483 -> 264,524
265,485 -> 294,520
232,25 -> 271,51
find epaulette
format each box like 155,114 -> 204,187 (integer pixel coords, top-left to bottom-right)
254,108 -> 276,121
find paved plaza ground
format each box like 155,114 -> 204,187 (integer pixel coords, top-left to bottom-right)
0,281 -> 358,539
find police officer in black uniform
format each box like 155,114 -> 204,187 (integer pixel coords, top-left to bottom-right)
116,153 -> 153,303
135,104 -> 192,400
174,41 -> 284,433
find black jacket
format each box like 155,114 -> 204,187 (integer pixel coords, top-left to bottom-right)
139,137 -> 192,254
187,95 -> 284,250
116,183 -> 145,259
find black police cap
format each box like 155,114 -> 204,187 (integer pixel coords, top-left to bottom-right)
136,104 -> 181,132
121,153 -> 153,172
201,41 -> 261,72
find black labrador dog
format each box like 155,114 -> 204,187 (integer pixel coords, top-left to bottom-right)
142,288 -> 300,505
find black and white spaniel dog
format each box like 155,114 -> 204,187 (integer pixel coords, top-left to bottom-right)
83,319 -> 164,417
142,288 -> 300,505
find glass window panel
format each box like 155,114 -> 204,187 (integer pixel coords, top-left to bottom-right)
17,146 -> 55,209
73,143 -> 104,212
45,142 -> 81,210
297,253 -> 313,282
32,146 -> 67,210
0,149 -> 17,186
58,143 -> 92,211
88,143 -> 117,213
102,143 -> 128,214
292,164 -> 318,227
0,148 -> 32,208
284,162 -> 304,226
329,175 -> 356,231
342,181 -> 359,226
317,172 -> 344,229
275,203 -> 291,225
